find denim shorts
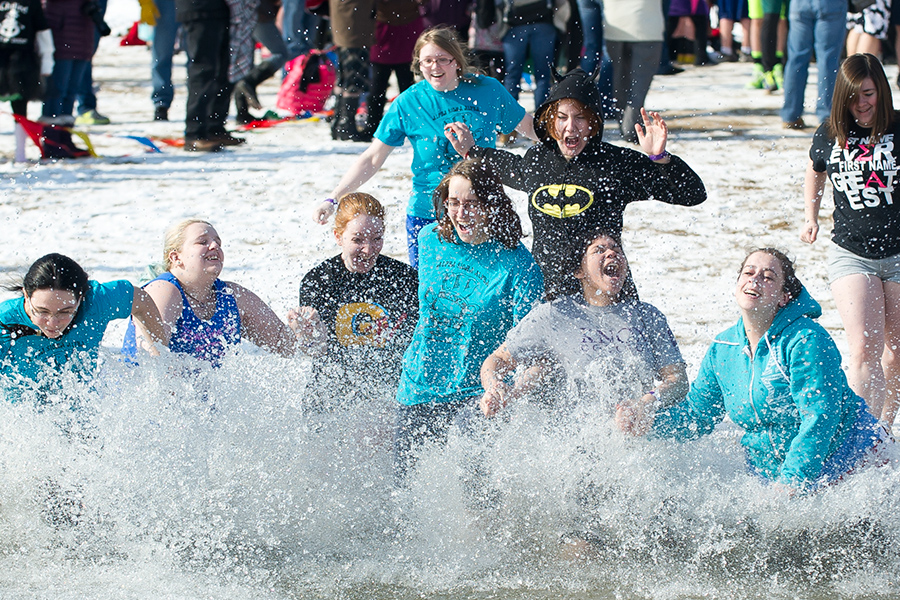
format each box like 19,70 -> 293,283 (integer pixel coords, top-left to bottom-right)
827,243 -> 900,284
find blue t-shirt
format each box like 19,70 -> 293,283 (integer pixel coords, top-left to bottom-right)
0,279 -> 134,398
396,224 -> 544,406
375,75 -> 527,219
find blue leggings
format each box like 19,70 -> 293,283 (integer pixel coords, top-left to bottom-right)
405,215 -> 436,269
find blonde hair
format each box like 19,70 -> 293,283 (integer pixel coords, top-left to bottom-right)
163,219 -> 213,270
334,193 -> 385,235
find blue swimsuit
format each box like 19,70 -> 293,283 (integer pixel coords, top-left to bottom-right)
123,273 -> 241,367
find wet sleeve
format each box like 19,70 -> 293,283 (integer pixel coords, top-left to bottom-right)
808,124 -> 831,173
93,280 -> 136,321
653,343 -> 726,441
639,153 -> 708,208
467,146 -> 528,190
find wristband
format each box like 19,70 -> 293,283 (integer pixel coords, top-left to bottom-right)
324,197 -> 337,206
648,151 -> 669,162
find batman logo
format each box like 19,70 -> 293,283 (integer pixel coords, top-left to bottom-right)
531,184 -> 594,218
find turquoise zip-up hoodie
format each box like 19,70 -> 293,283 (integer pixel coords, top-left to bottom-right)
654,287 -> 870,487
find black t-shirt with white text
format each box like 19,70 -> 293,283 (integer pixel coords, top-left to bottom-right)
811,119 -> 900,259
0,0 -> 48,48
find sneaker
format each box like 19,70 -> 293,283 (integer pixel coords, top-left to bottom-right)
721,51 -> 739,63
763,70 -> 778,93
782,117 -> 806,130
208,132 -> 246,146
38,115 -> 75,127
184,138 -> 223,152
658,63 -> 684,76
746,64 -> 766,89
773,63 -> 784,90
74,110 -> 111,126
154,106 -> 169,121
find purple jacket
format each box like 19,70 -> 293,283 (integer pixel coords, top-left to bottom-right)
43,0 -> 94,61
668,0 -> 709,16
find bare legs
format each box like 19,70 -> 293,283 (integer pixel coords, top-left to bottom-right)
831,274 -> 900,426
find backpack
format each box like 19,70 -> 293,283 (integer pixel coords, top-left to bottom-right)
276,50 -> 336,115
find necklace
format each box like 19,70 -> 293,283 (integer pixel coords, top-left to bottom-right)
183,286 -> 216,316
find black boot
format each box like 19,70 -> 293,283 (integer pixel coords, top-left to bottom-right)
331,96 -> 372,142
234,60 -> 281,111
234,92 -> 257,125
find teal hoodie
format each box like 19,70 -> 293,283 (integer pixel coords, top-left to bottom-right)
654,287 -> 872,487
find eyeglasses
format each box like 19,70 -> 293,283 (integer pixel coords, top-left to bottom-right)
419,57 -> 455,67
446,199 -> 481,211
26,297 -> 80,322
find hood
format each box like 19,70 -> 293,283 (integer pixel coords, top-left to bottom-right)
533,67 -> 604,143
768,285 -> 821,337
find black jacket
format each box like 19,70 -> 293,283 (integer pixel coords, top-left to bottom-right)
470,138 -> 707,298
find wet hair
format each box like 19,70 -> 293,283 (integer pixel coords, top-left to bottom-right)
828,53 -> 895,149
334,193 -> 385,235
739,248 -> 803,301
535,98 -> 602,144
547,227 -> 626,301
163,219 -> 213,270
432,158 -> 523,250
412,26 -> 476,81
8,253 -> 90,301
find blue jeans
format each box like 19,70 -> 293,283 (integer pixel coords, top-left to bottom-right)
75,0 -> 107,114
780,0 -> 846,124
151,0 -> 178,108
43,59 -> 90,118
503,22 -> 557,108
282,0 -> 320,60
576,0 -> 615,118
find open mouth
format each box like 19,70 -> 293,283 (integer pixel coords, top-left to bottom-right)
742,288 -> 760,298
564,135 -> 581,149
602,261 -> 621,278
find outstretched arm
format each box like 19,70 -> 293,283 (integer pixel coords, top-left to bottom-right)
231,283 -> 297,357
313,140 -> 395,224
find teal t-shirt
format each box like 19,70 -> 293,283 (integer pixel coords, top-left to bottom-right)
375,75 -> 527,219
0,279 -> 134,399
396,224 -> 544,406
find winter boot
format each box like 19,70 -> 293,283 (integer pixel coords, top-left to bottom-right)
331,96 -> 372,142
234,60 -> 282,112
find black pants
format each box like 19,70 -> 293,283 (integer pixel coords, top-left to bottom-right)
367,62 -> 414,133
183,18 -> 232,140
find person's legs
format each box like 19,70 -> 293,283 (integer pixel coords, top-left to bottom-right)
43,58 -> 73,118
502,27 -> 529,101
282,0 -> 319,60
605,40 -> 627,121
392,400 -> 465,486
60,60 -> 90,117
621,41 -> 662,140
75,0 -> 106,116
577,0 -> 603,71
366,62 -> 393,135
812,0 -> 847,123
405,215 -> 435,269
780,0 -> 814,123
832,273 -> 888,418
529,22 -> 557,107
880,280 -> 900,426
151,0 -> 177,115
183,18 -> 230,141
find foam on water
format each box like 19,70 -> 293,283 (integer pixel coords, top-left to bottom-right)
2,349 -> 900,600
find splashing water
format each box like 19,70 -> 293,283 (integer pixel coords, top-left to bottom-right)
1,349 -> 899,600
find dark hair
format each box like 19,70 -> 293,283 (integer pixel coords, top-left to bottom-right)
828,53 -> 895,149
740,248 -> 802,301
547,227 -> 626,301
10,253 -> 90,300
535,98 -> 602,145
432,158 -> 523,249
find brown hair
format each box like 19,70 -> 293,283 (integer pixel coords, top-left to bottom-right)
163,219 -> 213,270
412,26 -> 476,81
432,159 -> 523,250
334,192 -> 385,235
535,98 -> 602,144
828,53 -> 895,149
740,248 -> 803,302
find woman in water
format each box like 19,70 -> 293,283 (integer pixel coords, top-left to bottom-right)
480,229 -> 687,418
126,219 -> 300,365
0,253 -> 166,400
313,26 -> 536,268
294,193 -> 419,393
800,53 -> 900,428
444,67 -> 706,298
393,158 -> 544,482
618,248 -> 888,494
